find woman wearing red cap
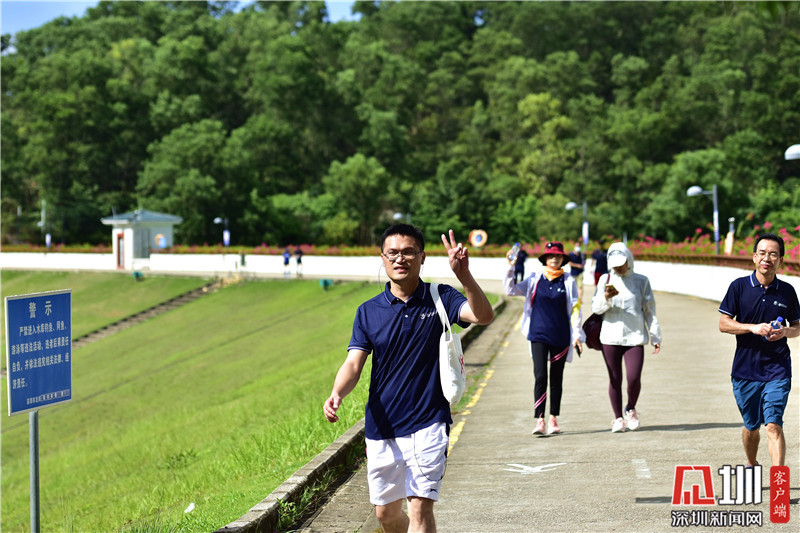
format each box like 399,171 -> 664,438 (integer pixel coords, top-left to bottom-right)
504,241 -> 584,436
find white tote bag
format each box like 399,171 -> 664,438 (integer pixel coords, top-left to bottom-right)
431,283 -> 466,407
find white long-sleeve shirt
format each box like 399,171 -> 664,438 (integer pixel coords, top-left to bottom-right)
591,244 -> 661,347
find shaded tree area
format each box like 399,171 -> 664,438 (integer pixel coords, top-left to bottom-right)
2,1 -> 799,247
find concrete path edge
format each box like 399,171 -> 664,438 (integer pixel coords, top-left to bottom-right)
215,419 -> 366,533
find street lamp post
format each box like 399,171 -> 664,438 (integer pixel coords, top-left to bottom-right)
565,200 -> 589,246
214,217 -> 230,248
784,144 -> 800,160
36,199 -> 51,248
686,184 -> 720,255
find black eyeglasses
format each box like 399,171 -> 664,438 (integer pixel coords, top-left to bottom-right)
382,250 -> 423,261
755,251 -> 780,260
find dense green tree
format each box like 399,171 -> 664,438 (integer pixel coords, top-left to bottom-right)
137,119 -> 227,242
2,1 -> 799,247
488,195 -> 540,245
322,154 -> 390,244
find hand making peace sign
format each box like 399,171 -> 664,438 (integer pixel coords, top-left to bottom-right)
441,229 -> 469,277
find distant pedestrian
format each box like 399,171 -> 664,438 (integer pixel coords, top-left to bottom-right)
719,233 -> 799,467
592,239 -> 608,285
324,224 -> 493,532
567,243 -> 586,299
505,241 -> 584,436
294,246 -> 304,277
282,248 -> 291,278
591,242 -> 661,433
514,247 -> 528,284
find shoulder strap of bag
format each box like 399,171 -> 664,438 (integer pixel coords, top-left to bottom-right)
430,283 -> 453,337
529,272 -> 542,307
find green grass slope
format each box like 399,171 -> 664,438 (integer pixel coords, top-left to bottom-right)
1,271 -> 211,340
1,278 -> 377,532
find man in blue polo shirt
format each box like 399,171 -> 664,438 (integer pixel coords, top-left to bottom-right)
719,233 -> 800,467
323,224 -> 493,532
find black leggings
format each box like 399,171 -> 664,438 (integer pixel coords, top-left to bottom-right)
530,342 -> 568,418
601,344 -> 645,419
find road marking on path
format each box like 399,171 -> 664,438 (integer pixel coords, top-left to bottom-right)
448,368 -> 495,454
504,463 -> 567,474
632,458 -> 652,478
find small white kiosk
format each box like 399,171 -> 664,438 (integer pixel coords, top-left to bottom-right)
101,209 -> 183,270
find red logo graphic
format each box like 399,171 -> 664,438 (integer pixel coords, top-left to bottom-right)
770,466 -> 790,524
672,466 -> 716,505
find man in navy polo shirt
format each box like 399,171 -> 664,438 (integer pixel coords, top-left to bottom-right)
323,224 -> 493,532
719,233 -> 799,467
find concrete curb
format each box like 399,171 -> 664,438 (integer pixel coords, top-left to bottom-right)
215,296 -> 508,533
457,296 -> 507,354
215,420 -> 366,533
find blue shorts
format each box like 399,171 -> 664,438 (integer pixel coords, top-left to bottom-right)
731,377 -> 792,431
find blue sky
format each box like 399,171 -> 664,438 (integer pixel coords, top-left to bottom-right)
1,1 -> 358,35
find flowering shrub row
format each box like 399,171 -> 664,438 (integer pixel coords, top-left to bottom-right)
4,226 -> 799,275
1,243 -> 112,254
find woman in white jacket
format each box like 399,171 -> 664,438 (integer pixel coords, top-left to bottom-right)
591,242 -> 661,433
505,242 -> 584,436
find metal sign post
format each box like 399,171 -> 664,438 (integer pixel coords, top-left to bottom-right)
30,410 -> 40,533
5,289 -> 73,533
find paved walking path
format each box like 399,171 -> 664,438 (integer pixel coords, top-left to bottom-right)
301,286 -> 799,532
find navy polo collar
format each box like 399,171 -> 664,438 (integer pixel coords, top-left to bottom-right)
749,271 -> 780,290
383,279 -> 427,305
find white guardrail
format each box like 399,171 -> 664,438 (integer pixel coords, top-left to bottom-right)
2,251 -> 800,304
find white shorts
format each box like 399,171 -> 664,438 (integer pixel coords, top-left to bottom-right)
365,422 -> 449,505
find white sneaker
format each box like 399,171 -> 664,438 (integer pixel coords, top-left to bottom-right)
625,409 -> 640,431
611,417 -> 626,433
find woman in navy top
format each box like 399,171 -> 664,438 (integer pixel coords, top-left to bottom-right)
504,241 -> 584,436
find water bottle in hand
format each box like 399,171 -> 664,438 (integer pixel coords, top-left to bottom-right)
764,316 -> 783,340
508,242 -> 520,263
